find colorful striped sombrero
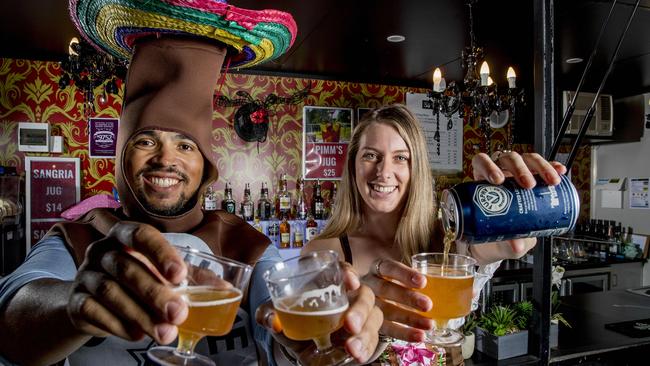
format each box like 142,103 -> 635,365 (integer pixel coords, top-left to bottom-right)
69,0 -> 297,68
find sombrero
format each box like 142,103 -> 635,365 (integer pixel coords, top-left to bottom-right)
69,0 -> 297,68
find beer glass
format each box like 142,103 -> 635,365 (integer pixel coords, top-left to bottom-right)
148,245 -> 253,366
264,250 -> 352,366
411,252 -> 476,346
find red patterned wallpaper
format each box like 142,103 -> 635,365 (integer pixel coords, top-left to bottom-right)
0,58 -> 590,218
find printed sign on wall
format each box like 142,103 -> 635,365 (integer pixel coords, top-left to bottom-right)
89,117 -> 119,158
25,157 -> 80,251
302,106 -> 353,180
406,92 -> 463,172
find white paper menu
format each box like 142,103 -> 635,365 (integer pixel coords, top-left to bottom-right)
406,92 -> 463,172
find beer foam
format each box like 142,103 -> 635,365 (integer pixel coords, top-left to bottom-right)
286,283 -> 344,309
278,303 -> 349,316
176,286 -> 242,307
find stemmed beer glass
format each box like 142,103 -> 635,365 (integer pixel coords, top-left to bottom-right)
148,245 -> 253,366
264,250 -> 352,366
411,252 -> 476,346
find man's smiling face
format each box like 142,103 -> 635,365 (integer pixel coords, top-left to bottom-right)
124,130 -> 204,216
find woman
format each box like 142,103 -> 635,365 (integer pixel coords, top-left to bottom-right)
304,104 -> 566,362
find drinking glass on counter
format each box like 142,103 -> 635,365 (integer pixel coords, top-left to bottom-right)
558,240 -> 575,262
147,246 -> 253,366
572,241 -> 588,261
264,250 -> 352,366
411,252 -> 476,346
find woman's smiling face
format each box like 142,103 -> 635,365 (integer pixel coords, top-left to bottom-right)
355,122 -> 411,215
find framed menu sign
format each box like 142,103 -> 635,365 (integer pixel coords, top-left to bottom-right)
89,117 -> 119,158
25,157 -> 80,251
302,106 -> 353,180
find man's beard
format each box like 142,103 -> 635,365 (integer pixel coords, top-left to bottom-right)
137,188 -> 191,216
132,166 -> 194,216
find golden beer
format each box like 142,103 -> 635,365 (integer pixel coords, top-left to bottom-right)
275,301 -> 348,341
177,286 -> 242,343
418,269 -> 473,328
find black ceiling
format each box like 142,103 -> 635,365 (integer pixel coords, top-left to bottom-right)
0,0 -> 649,98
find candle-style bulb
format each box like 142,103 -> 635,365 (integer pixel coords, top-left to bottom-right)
480,61 -> 490,86
507,67 -> 517,88
433,68 -> 442,92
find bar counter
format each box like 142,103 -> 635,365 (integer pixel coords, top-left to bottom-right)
468,287 -> 650,365
550,289 -> 650,362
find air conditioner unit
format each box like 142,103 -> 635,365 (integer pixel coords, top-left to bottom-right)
562,91 -> 614,136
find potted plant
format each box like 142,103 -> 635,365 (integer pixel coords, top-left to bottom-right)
475,305 -> 528,360
550,265 -> 572,347
461,312 -> 478,359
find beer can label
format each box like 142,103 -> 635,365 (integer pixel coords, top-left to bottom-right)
443,175 -> 580,244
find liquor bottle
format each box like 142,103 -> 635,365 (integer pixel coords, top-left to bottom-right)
625,226 -> 634,244
306,214 -> 319,242
606,221 -> 615,242
268,221 -> 280,248
221,181 -> 236,214
252,217 -> 263,233
257,182 -> 272,220
614,222 -> 622,242
279,214 -> 291,249
294,178 -> 309,220
597,219 -> 606,240
203,185 -> 218,211
276,174 -> 292,219
325,181 -> 338,219
240,183 -> 254,221
312,180 -> 324,219
293,221 -> 304,248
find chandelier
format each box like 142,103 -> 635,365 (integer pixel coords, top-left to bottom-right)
58,37 -> 128,118
428,0 -> 525,154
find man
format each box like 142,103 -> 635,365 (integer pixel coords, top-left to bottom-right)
0,1 -> 382,365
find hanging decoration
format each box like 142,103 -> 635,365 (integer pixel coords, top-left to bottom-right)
59,37 -> 127,118
214,84 -> 311,143
428,0 -> 525,154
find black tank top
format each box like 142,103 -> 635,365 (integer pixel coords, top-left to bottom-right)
339,234 -> 353,264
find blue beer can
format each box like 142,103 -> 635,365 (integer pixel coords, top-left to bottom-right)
440,175 -> 580,244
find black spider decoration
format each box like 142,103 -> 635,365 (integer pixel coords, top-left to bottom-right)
214,84 -> 311,143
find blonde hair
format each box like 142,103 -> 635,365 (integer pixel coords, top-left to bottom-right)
318,104 -> 438,263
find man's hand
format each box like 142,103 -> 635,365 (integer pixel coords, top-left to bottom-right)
470,151 -> 568,262
361,259 -> 433,342
256,262 -> 383,364
67,221 -> 188,344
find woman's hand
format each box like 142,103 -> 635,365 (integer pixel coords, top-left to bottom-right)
361,259 -> 434,342
469,151 -> 568,263
256,262 -> 383,364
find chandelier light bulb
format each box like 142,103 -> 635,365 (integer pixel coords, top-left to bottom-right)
433,68 -> 442,92
507,67 -> 517,88
480,61 -> 490,86
68,37 -> 80,56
